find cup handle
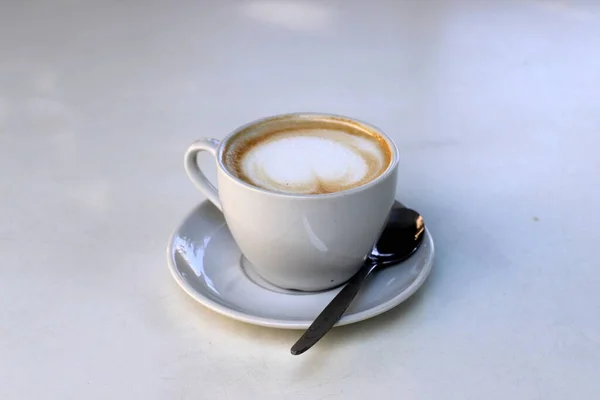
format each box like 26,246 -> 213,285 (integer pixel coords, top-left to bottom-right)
184,138 -> 222,211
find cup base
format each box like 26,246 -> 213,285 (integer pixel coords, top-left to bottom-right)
239,256 -> 343,295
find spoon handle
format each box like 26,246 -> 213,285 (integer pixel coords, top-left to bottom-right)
290,262 -> 377,355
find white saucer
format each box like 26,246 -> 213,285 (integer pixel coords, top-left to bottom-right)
167,201 -> 435,329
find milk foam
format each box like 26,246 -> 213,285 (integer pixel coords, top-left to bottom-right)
237,129 -> 388,194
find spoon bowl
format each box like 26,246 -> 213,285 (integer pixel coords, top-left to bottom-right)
369,207 -> 424,266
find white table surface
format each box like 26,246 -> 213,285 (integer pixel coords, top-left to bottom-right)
2,0 -> 600,399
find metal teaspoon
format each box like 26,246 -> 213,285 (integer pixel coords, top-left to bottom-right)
291,202 -> 425,355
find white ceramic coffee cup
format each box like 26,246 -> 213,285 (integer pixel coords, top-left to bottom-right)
184,113 -> 399,291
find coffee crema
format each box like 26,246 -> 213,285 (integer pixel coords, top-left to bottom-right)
224,120 -> 392,195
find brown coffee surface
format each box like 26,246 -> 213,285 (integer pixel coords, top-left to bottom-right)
223,117 -> 392,194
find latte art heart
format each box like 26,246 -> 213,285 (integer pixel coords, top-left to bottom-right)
225,127 -> 391,195
243,135 -> 377,193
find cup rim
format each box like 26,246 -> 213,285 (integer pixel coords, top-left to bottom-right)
215,112 -> 399,199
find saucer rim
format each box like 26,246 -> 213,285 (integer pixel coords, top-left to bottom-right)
166,203 -> 435,330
